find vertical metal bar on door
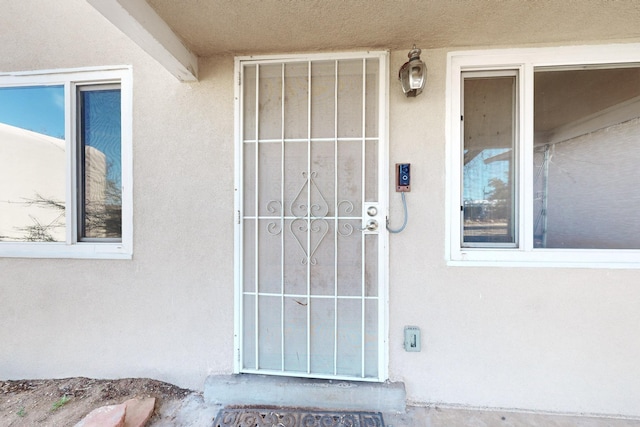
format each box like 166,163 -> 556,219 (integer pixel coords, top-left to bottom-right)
333,59 -> 339,376
360,58 -> 367,378
254,64 -> 260,370
306,60 -> 312,375
280,63 -> 286,372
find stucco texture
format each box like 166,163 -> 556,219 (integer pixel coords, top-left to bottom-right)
146,0 -> 640,56
387,48 -> 640,415
1,0 -> 640,419
0,0 -> 234,390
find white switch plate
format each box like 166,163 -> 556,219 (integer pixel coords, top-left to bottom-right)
404,326 -> 421,352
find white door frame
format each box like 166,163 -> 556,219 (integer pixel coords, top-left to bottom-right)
233,51 -> 389,381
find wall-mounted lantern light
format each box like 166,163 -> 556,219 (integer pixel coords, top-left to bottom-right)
398,45 -> 426,97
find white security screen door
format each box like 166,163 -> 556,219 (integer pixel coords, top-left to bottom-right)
234,52 -> 388,381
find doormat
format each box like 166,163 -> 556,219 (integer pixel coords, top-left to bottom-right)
213,408 -> 385,427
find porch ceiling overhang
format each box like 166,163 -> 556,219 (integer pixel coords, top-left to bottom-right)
88,0 -> 640,81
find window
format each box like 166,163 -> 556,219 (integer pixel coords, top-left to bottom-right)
447,44 -> 640,267
0,67 -> 132,258
462,71 -> 518,247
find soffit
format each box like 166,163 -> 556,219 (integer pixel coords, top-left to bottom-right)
145,0 -> 640,57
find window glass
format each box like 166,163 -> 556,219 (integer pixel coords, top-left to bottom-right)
534,66 -> 640,249
79,87 -> 122,240
462,74 -> 517,246
0,85 -> 66,242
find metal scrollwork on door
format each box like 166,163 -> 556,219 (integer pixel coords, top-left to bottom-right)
337,200 -> 354,237
290,171 -> 329,265
290,171 -> 329,218
290,218 -> 329,265
266,200 -> 283,235
265,171 -> 355,265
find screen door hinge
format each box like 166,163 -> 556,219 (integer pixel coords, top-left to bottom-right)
237,210 -> 241,224
238,72 -> 242,86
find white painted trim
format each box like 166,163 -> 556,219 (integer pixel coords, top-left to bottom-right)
458,69 -> 522,250
446,42 -> 640,268
236,51 -> 390,64
378,52 -> 390,382
86,0 -> 198,81
66,82 -> 76,246
233,56 -> 243,374
120,67 -> 134,257
238,368 -> 383,382
0,66 -> 133,260
521,63 -> 535,252
0,65 -> 133,78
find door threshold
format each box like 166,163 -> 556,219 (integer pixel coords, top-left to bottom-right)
204,374 -> 406,413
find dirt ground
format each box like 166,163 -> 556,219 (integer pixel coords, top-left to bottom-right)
0,377 -> 193,427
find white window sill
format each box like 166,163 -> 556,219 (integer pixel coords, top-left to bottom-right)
0,242 -> 132,260
449,248 -> 640,269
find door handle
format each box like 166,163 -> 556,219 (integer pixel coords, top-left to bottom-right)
363,219 -> 378,232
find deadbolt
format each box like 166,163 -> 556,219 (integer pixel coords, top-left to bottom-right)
367,206 -> 378,217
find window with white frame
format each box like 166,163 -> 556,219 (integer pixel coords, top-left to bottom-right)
0,67 -> 132,259
447,44 -> 640,267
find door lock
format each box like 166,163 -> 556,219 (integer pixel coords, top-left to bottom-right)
364,219 -> 378,232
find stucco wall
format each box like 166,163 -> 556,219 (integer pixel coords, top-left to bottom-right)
387,47 -> 640,416
0,0 -> 235,390
1,0 -> 640,418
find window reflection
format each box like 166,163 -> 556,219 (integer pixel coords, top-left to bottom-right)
0,85 -> 66,242
534,66 -> 640,249
79,87 -> 122,240
462,75 -> 517,246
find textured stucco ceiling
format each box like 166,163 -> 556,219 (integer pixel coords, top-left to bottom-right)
146,0 -> 640,57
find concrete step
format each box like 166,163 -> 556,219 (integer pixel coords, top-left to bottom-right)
203,374 -> 406,413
